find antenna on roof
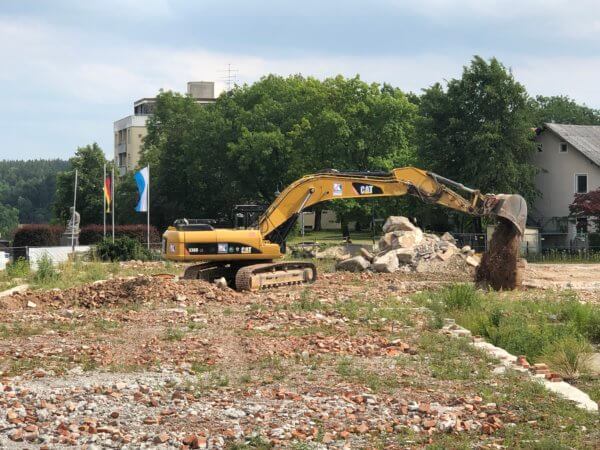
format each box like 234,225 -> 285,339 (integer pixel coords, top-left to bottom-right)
219,64 -> 239,92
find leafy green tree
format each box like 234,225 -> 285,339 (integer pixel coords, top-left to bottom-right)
417,56 -> 538,231
143,75 -> 417,229
54,143 -> 109,226
531,95 -> 600,126
0,203 -> 19,239
0,159 -> 68,223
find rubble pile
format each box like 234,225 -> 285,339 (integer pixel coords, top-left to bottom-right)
336,216 -> 480,275
5,276 -> 237,309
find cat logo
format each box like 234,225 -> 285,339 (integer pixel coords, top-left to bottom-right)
360,185 -> 374,195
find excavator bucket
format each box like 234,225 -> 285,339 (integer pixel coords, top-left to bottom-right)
490,194 -> 527,236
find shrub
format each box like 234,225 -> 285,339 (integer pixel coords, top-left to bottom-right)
33,253 -> 59,283
5,258 -> 30,278
79,224 -> 161,245
94,237 -> 154,261
439,284 -> 482,310
13,224 -> 63,247
542,336 -> 593,380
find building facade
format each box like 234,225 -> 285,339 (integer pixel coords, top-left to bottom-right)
114,81 -> 216,175
531,123 -> 600,247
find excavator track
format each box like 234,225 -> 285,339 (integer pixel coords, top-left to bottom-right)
183,262 -> 238,283
235,261 -> 317,291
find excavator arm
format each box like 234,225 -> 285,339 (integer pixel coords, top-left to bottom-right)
259,167 -> 527,247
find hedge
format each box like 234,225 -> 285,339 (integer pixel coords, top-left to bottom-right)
79,224 -> 161,245
13,224 -> 63,247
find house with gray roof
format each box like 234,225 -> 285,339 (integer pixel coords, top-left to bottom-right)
532,123 -> 600,248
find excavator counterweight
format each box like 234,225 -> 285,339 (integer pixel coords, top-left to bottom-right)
162,167 -> 527,291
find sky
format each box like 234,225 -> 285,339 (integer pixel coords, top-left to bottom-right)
1,0 -> 600,160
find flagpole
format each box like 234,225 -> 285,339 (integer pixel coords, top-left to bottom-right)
103,164 -> 106,238
147,165 -> 150,250
111,166 -> 115,243
71,169 -> 78,254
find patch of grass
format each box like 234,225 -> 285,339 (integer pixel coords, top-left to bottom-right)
335,356 -> 399,392
418,332 -> 491,380
190,361 -> 213,374
0,322 -> 44,338
92,318 -> 121,332
162,326 -> 186,341
541,336 -> 593,380
227,435 -> 273,450
4,258 -> 30,279
291,288 -> 324,311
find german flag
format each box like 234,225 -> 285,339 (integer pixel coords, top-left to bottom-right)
104,174 -> 112,213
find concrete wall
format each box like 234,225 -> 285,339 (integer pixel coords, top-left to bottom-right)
28,246 -> 91,270
532,130 -> 600,220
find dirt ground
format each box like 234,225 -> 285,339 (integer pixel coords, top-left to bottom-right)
523,263 -> 600,299
0,265 -> 598,449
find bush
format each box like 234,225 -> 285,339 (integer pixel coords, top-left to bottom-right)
33,253 -> 59,283
542,336 -> 593,380
5,258 -> 30,278
79,224 -> 161,245
13,224 -> 63,247
94,237 -> 154,261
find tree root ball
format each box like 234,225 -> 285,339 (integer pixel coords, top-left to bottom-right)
476,219 -> 521,290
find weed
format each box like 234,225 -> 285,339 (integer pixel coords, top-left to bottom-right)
33,253 -> 59,284
541,336 -> 593,380
5,258 -> 30,278
93,319 -> 120,332
0,322 -> 44,338
335,356 -> 399,392
162,327 -> 185,341
292,289 -> 323,311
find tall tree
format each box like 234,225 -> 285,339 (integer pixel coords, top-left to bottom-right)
0,203 -> 19,239
143,75 -> 417,228
417,56 -> 538,230
54,143 -> 108,226
0,159 -> 69,223
531,95 -> 600,126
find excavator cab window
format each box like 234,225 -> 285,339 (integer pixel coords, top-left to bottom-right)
233,204 -> 267,229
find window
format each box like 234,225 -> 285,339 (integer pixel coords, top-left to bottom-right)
575,174 -> 588,194
559,142 -> 568,153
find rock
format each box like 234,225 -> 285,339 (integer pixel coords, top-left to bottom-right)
154,432 -> 170,444
437,246 -> 456,262
382,216 -> 417,233
465,255 -> 480,267
440,232 -> 456,245
214,277 -> 228,289
379,229 -> 423,251
315,245 -> 350,260
359,247 -> 374,262
335,256 -> 370,272
395,248 -> 415,264
27,300 -> 37,308
223,407 -> 246,419
461,245 -> 472,253
372,251 -> 399,273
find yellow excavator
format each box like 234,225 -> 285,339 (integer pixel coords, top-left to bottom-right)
162,167 -> 527,291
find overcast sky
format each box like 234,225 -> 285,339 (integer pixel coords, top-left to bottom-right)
1,0 -> 600,160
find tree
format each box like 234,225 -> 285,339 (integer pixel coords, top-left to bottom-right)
54,143 -> 109,226
0,203 -> 19,239
569,188 -> 600,232
0,159 -> 69,224
531,95 -> 600,126
143,75 -> 417,229
417,56 -> 538,231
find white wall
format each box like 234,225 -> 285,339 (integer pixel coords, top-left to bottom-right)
28,246 -> 91,270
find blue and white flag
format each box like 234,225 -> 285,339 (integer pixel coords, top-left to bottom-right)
134,166 -> 149,212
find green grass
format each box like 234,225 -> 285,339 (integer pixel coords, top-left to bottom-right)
336,356 -> 400,392
162,326 -> 186,341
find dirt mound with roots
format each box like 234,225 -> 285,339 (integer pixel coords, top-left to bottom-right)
476,219 -> 521,290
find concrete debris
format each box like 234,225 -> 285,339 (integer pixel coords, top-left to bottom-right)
337,216 -> 479,275
335,256 -> 371,272
382,216 -> 418,233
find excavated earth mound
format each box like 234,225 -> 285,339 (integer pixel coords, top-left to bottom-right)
1,276 -> 240,309
476,219 -> 520,290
